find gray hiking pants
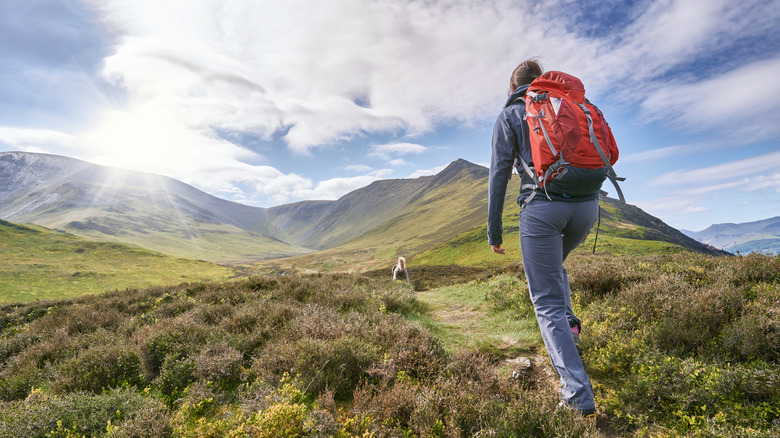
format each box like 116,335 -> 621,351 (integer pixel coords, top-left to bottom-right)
519,198 -> 598,411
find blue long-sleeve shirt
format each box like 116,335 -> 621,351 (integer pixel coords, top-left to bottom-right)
487,85 -> 598,246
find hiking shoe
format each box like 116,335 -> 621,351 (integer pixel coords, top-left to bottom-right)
558,402 -> 596,418
583,411 -> 597,433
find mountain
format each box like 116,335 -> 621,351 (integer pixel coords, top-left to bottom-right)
683,217 -> 780,255
1,152 -> 727,266
0,152 -> 306,263
265,159 -> 491,252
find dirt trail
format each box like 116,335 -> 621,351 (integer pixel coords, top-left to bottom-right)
422,291 -> 617,437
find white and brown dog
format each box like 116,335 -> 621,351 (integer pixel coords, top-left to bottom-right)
392,256 -> 409,283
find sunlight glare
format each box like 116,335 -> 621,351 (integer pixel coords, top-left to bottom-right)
85,103 -> 202,177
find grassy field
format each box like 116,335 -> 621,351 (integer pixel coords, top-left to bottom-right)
0,220 -> 237,303
0,251 -> 777,437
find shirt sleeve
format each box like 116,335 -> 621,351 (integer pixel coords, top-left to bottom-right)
487,110 -> 517,246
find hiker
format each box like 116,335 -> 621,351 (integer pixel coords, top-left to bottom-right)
487,59 -> 600,420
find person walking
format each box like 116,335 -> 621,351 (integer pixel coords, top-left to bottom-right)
487,58 -> 599,420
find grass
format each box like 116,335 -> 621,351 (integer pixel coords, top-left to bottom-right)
0,220 -> 236,303
0,272 -> 592,437
411,274 -> 540,356
411,209 -> 688,269
0,252 -> 778,436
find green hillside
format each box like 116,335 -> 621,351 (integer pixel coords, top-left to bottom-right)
248,187 -> 726,277
0,220 -> 236,303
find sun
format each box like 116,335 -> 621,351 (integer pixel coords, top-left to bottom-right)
84,103 -> 198,176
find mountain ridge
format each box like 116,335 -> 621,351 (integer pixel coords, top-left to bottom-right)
1,151 -> 728,263
683,216 -> 780,255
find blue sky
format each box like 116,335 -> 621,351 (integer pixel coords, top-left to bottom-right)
1,0 -> 779,232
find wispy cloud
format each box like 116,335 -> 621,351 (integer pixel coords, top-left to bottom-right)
369,142 -> 427,160
0,127 -> 81,153
637,57 -> 780,144
651,149 -> 780,186
407,164 -> 448,179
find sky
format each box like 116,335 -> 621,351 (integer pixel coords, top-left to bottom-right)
1,0 -> 779,232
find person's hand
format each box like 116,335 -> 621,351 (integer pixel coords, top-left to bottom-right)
490,244 -> 505,255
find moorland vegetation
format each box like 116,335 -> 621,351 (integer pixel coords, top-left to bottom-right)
0,250 -> 778,437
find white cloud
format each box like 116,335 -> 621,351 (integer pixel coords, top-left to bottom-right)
651,149 -> 780,186
90,0 -> 527,154
295,169 -> 394,201
87,0 -> 780,155
750,173 -> 780,192
637,57 -> 780,143
345,164 -> 372,173
407,164 -> 448,179
369,142 -> 427,161
635,197 -> 710,215
21,0 -> 769,214
0,126 -> 82,154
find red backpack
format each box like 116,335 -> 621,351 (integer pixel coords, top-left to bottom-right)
516,71 -> 625,202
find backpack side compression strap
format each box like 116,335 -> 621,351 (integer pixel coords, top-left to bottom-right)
577,103 -> 626,203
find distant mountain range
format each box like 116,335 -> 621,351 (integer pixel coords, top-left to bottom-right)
683,217 -> 780,255
1,151 -> 729,263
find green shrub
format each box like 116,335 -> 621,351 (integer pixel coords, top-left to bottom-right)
28,305 -> 121,336
0,330 -> 40,366
0,362 -> 45,402
723,282 -> 780,362
351,352 -> 590,437
253,335 -> 381,400
582,253 -> 780,435
194,345 -> 246,390
51,343 -> 145,394
154,356 -> 197,403
0,388 -> 169,438
135,315 -> 212,378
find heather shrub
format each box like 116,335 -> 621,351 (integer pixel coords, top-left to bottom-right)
28,304 -> 121,336
154,356 -> 197,403
0,330 -> 76,400
103,396 -> 172,438
222,300 -> 294,336
596,352 -> 780,434
0,388 -> 169,438
150,295 -> 196,319
582,252 -> 780,435
568,254 -> 642,302
193,344 -> 245,390
0,361 -> 44,402
250,306 -> 381,399
0,330 -> 39,366
189,302 -> 234,325
727,253 -> 780,285
723,282 -> 780,361
51,342 -> 145,394
258,335 -> 381,399
0,301 -> 57,332
135,314 -> 212,377
351,352 -> 589,437
650,282 -> 744,356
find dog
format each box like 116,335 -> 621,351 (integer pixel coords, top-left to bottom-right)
392,256 -> 409,283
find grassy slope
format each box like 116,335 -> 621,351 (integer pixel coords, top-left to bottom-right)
0,220 -> 237,303
245,167 -> 512,275
31,202 -> 311,264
